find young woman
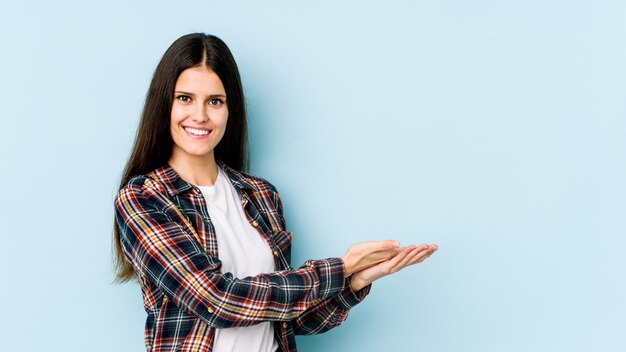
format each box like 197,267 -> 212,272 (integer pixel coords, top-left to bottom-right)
113,33 -> 438,352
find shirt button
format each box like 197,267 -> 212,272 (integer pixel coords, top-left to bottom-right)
282,322 -> 288,329
273,250 -> 279,256
252,220 -> 259,227
207,306 -> 215,314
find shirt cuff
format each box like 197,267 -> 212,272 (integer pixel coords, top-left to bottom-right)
313,257 -> 346,299
334,277 -> 372,310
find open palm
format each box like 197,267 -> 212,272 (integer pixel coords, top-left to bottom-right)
350,244 -> 438,291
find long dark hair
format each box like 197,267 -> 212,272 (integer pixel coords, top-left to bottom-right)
113,33 -> 248,282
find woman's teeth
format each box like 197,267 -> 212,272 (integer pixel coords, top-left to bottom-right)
184,127 -> 209,136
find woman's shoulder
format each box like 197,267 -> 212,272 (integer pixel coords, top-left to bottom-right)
115,167 -> 174,205
117,174 -> 163,194
116,175 -> 149,197
115,176 -> 156,207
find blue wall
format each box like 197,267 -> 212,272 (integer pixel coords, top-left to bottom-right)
1,1 -> 624,351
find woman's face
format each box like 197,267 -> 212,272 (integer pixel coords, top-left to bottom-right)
170,65 -> 228,163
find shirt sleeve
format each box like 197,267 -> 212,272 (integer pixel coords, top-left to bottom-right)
292,277 -> 372,335
114,181 -> 346,329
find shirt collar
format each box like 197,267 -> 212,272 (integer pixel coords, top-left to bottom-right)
147,160 -> 258,197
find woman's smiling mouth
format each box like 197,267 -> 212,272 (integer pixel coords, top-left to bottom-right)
183,126 -> 212,138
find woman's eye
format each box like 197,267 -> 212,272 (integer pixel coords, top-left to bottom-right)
176,95 -> 191,103
209,98 -> 224,106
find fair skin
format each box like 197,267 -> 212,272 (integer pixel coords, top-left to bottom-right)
168,65 -> 438,293
169,65 -> 228,186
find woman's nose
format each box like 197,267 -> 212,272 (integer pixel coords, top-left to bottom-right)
191,106 -> 209,123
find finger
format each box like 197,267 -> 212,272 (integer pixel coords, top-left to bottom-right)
378,246 -> 415,271
422,246 -> 438,260
391,244 -> 438,271
401,244 -> 431,254
404,244 -> 430,257
422,244 -> 438,259
386,246 -> 415,265
390,246 -> 425,272
395,247 -> 436,270
363,249 -> 399,267
357,248 -> 414,279
411,247 -> 437,264
356,241 -> 401,259
358,243 -> 429,272
394,244 -> 430,263
372,246 -> 411,262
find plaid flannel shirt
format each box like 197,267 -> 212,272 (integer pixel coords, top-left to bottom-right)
114,161 -> 370,352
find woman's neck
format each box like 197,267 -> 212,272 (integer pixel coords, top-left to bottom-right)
168,151 -> 219,186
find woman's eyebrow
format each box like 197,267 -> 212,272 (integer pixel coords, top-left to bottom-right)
174,90 -> 226,98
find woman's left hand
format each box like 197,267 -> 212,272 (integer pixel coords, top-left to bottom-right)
349,243 -> 438,292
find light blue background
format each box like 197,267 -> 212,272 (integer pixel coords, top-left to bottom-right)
1,1 -> 624,351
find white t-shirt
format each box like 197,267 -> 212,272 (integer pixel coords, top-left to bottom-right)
196,167 -> 279,352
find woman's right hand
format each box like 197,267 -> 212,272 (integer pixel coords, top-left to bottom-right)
341,240 -> 402,276
349,243 -> 438,291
